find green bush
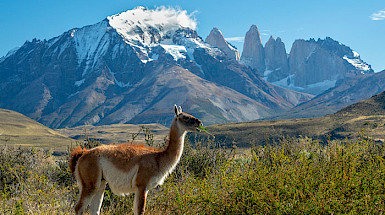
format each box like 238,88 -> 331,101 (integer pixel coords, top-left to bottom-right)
148,136 -> 385,214
0,145 -> 76,214
1,134 -> 384,214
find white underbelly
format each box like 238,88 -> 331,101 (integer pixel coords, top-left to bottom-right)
99,158 -> 139,195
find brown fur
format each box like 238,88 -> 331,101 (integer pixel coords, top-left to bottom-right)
93,144 -> 159,173
69,146 -> 88,175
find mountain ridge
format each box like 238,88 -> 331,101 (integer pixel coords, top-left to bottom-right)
0,7 -> 312,128
0,6 -> 379,129
272,70 -> 385,119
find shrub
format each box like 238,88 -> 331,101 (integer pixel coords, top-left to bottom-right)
147,136 -> 385,214
1,133 -> 384,214
0,145 -> 76,214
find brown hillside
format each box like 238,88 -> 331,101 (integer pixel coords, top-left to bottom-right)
0,108 -> 73,151
199,91 -> 385,147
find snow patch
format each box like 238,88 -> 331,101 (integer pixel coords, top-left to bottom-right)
67,91 -> 80,99
343,55 -> 371,72
160,44 -> 186,61
115,79 -> 131,87
306,79 -> 337,90
306,47 -> 317,61
147,53 -> 159,62
272,75 -> 296,88
195,62 -> 204,74
47,36 -> 61,48
106,65 -> 131,87
263,70 -> 273,78
1,46 -> 20,62
272,75 -> 337,95
72,21 -> 111,76
75,79 -> 85,86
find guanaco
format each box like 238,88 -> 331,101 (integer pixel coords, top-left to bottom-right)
69,105 -> 203,215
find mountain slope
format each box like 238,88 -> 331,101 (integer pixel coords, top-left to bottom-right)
273,70 -> 385,119
334,84 -> 385,117
0,108 -> 72,150
200,90 -> 385,147
0,7 -> 311,128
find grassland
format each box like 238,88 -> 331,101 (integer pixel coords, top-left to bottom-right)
202,114 -> 385,147
0,108 -> 170,153
0,109 -> 73,151
1,135 -> 384,214
56,123 -> 169,146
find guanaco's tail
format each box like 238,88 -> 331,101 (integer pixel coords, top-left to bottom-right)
69,146 -> 87,176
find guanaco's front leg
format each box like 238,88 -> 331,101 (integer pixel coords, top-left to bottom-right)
134,185 -> 148,215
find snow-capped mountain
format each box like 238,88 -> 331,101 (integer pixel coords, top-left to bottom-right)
285,37 -> 373,94
0,6 -> 312,128
239,25 -> 373,95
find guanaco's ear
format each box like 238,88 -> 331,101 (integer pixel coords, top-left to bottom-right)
174,104 -> 179,116
178,106 -> 182,114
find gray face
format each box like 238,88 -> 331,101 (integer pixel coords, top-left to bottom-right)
174,105 -> 203,132
177,112 -> 203,131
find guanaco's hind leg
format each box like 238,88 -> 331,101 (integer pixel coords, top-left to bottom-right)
75,189 -> 94,215
74,153 -> 103,215
75,180 -> 105,215
133,185 -> 148,215
89,180 -> 107,215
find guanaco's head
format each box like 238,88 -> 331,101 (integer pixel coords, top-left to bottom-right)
174,105 -> 203,132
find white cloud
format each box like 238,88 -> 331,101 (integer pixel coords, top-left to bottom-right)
225,37 -> 244,42
370,10 -> 385,20
108,6 -> 198,32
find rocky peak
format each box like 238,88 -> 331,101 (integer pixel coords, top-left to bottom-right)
240,25 -> 265,74
205,27 -> 240,61
263,36 -> 289,82
265,35 -> 274,45
316,37 -> 373,74
286,37 -> 373,94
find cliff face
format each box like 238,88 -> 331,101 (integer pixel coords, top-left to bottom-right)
240,25 -> 265,74
286,37 -> 373,94
205,27 -> 240,61
264,36 -> 289,82
239,25 -> 373,95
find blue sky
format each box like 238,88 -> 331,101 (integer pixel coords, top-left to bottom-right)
0,0 -> 384,71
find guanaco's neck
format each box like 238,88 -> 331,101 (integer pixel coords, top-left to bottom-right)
158,118 -> 186,169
